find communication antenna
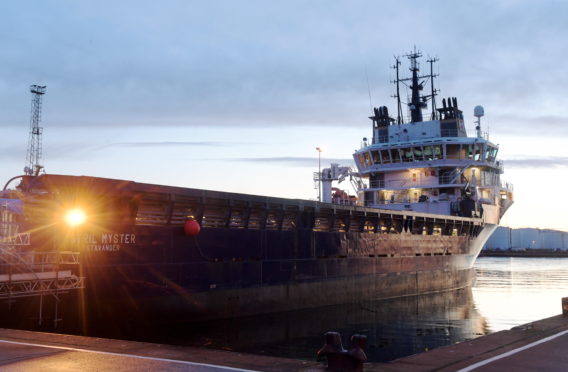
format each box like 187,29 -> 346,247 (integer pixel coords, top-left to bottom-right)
427,57 -> 439,120
25,85 -> 46,176
391,56 -> 403,124
474,105 -> 484,138
365,66 -> 373,110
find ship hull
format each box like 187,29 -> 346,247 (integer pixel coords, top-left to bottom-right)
4,174 -> 494,325
80,224 -> 497,323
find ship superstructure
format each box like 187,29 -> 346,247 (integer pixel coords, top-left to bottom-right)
352,52 -> 514,225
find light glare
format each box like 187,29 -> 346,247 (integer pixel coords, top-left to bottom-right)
65,208 -> 87,227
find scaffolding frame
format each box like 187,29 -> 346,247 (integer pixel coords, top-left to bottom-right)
1,199 -> 84,327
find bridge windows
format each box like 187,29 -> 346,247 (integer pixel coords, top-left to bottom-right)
360,142 -> 497,168
486,146 -> 498,162
371,150 -> 380,164
413,147 -> 424,161
446,144 -> 460,159
357,153 -> 365,168
393,149 -> 402,163
380,149 -> 392,164
364,152 -> 372,167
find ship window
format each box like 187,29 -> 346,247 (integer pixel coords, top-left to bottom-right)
380,150 -> 391,164
423,146 -> 433,160
474,144 -> 482,161
413,147 -> 424,161
371,150 -> 380,164
446,144 -> 459,159
433,145 -> 442,159
393,148 -> 402,163
487,146 -> 498,162
357,153 -> 365,168
364,152 -> 372,166
465,144 -> 474,160
403,148 -> 413,162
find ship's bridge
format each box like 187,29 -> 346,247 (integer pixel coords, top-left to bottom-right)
353,137 -> 501,174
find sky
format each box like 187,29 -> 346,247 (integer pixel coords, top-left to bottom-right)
1,0 -> 567,231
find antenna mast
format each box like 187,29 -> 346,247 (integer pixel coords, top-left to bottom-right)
406,49 -> 426,123
427,57 -> 439,120
25,85 -> 46,176
391,57 -> 403,124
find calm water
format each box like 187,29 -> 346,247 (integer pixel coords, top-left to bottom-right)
116,256 -> 568,363
473,256 -> 568,332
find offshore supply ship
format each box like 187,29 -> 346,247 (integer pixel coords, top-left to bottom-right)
0,52 -> 514,324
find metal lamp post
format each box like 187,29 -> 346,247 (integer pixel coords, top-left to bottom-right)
316,147 -> 322,202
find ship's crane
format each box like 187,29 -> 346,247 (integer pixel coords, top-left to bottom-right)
320,163 -> 356,204
24,85 -> 46,176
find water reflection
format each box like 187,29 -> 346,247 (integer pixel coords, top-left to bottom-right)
473,257 -> 568,332
163,257 -> 568,362
114,287 -> 486,363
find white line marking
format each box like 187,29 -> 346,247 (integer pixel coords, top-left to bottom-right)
0,339 -> 260,372
456,328 -> 568,372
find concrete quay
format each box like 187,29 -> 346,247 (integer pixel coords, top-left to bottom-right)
1,313 -> 568,371
0,328 -> 320,372
371,313 -> 568,372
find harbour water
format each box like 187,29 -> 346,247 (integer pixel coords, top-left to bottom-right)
145,256 -> 568,363
473,256 -> 568,332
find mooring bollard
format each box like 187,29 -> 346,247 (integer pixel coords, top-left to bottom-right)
317,331 -> 367,372
562,297 -> 568,317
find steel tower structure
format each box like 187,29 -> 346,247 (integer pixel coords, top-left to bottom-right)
25,85 -> 46,176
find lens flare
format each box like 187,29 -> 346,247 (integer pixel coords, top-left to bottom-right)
65,208 -> 87,227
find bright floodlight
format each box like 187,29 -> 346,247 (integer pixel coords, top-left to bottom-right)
65,208 -> 87,227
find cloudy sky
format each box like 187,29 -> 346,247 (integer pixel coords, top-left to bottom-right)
1,0 -> 567,231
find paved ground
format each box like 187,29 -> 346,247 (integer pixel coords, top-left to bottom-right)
370,314 -> 568,372
1,314 -> 568,371
0,328 -> 321,372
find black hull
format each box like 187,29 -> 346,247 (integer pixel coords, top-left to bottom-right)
3,174 -> 493,326
79,225 -> 487,323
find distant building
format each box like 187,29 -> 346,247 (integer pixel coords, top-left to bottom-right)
483,227 -> 568,251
